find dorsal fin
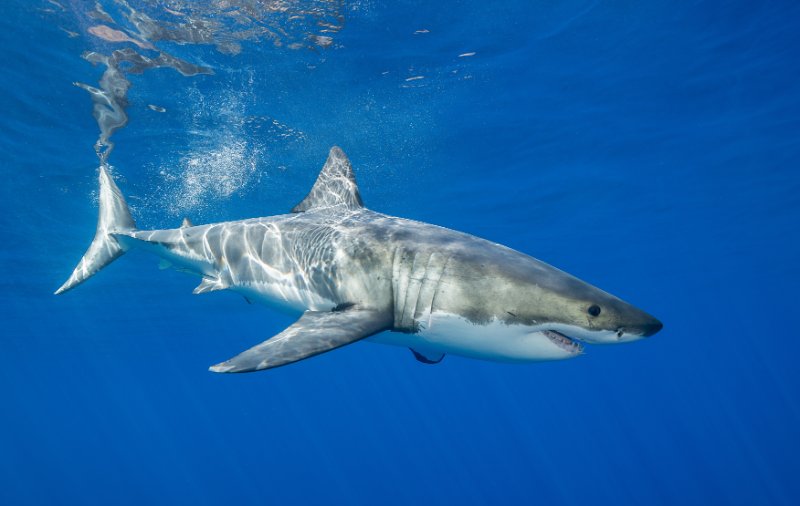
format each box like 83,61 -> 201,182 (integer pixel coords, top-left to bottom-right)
181,217 -> 193,228
291,147 -> 364,213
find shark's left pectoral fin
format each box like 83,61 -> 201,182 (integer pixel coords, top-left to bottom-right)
209,307 -> 391,373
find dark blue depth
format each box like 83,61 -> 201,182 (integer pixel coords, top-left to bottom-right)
1,1 -> 799,505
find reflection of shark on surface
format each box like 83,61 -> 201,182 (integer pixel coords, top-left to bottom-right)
57,147 -> 662,373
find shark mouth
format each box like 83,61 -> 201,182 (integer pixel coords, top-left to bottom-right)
542,330 -> 583,354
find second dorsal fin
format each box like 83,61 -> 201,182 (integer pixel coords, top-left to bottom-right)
181,217 -> 193,228
291,147 -> 364,213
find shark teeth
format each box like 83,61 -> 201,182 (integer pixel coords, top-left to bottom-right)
542,330 -> 583,355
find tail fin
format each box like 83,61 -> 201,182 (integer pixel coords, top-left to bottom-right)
55,166 -> 136,295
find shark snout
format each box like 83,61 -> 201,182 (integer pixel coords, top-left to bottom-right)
638,319 -> 663,337
620,315 -> 663,339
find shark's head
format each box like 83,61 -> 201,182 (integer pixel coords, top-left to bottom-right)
468,250 -> 663,352
538,283 -> 663,345
426,244 -> 664,363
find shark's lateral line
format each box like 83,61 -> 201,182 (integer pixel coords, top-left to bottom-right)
57,147 -> 662,372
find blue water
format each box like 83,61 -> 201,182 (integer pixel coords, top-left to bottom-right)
2,1 -> 799,504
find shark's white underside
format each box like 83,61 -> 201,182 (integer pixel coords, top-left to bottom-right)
369,311 -> 581,362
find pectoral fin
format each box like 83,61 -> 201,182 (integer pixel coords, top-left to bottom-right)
209,306 -> 391,373
409,348 -> 445,364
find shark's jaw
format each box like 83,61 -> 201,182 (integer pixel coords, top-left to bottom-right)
541,329 -> 583,354
542,322 -> 657,345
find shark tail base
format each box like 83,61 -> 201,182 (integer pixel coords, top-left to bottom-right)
55,166 -> 136,295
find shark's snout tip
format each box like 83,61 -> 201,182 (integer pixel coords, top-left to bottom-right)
641,319 -> 663,337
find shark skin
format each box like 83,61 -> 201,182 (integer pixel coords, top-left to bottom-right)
56,147 -> 662,373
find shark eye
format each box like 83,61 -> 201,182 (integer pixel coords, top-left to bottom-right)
588,305 -> 601,317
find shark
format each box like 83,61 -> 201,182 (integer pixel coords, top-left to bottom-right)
56,147 -> 662,372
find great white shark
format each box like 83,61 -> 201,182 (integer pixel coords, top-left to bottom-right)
56,147 -> 662,372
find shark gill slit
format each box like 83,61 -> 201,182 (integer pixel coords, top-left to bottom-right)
400,250 -> 426,330
390,248 -> 447,333
414,252 -> 449,331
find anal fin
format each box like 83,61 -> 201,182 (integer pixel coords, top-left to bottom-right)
210,306 -> 391,373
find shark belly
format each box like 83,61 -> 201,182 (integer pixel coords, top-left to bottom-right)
370,311 -> 581,362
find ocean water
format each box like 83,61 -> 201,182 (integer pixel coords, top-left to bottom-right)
1,1 -> 799,504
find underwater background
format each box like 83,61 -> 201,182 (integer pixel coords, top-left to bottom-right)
1,1 -> 799,504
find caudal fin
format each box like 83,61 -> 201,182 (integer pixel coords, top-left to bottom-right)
55,166 -> 136,295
